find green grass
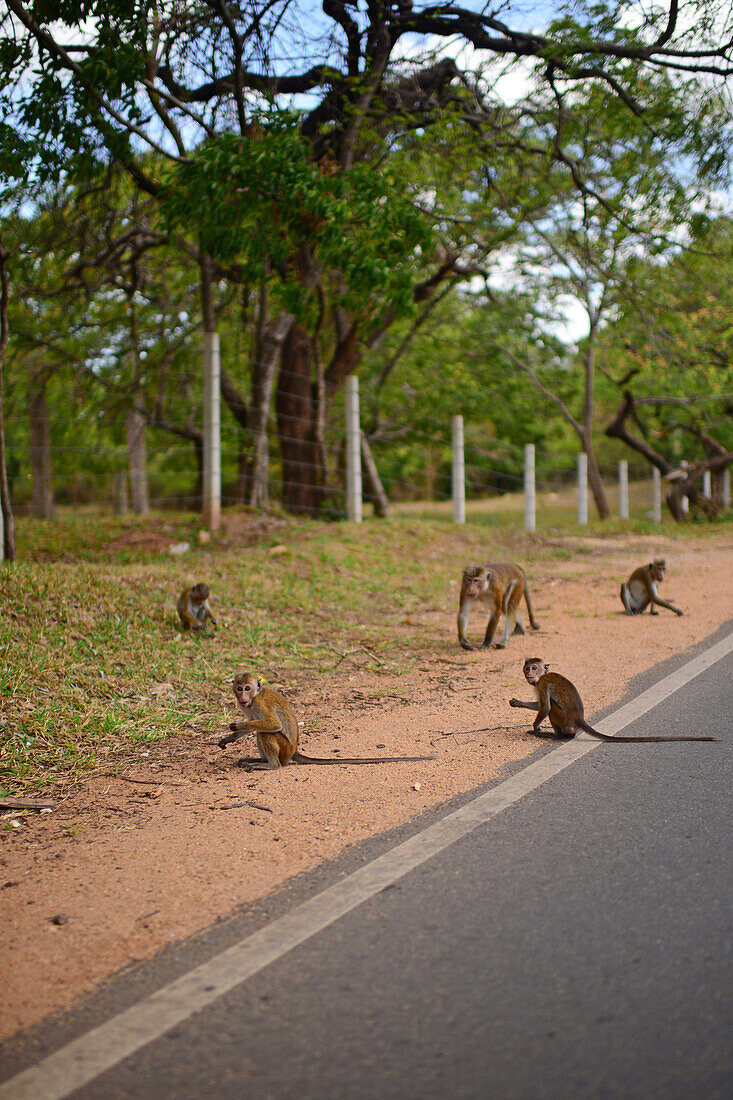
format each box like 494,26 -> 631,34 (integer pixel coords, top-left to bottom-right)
2,499 -> 731,796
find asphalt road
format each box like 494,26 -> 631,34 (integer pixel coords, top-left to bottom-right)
2,634 -> 732,1099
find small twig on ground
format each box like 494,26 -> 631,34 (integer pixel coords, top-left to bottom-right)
102,772 -> 187,787
0,797 -> 56,810
431,724 -> 517,737
210,800 -> 273,813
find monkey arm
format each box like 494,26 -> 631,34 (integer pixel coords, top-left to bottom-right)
533,693 -> 551,732
457,606 -> 475,650
219,715 -> 283,749
179,607 -> 205,630
509,698 -> 540,710
650,593 -> 683,615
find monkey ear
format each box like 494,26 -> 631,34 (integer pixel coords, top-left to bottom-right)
256,677 -> 263,691
544,663 -> 550,673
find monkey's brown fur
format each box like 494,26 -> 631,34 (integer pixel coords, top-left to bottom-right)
219,673 -> 435,769
177,583 -> 217,632
620,559 -> 683,617
509,658 -> 717,742
457,562 -> 539,651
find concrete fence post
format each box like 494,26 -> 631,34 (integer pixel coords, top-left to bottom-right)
203,332 -> 221,532
345,376 -> 362,523
619,460 -> 629,520
524,444 -> 535,533
652,467 -> 662,522
577,452 -> 588,526
452,415 -> 466,524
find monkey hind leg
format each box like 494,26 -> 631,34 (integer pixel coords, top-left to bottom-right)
512,614 -> 526,636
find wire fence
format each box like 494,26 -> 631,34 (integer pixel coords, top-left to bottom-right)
4,388 -> 728,525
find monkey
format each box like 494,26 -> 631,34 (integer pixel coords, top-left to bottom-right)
620,559 -> 683,617
509,658 -> 717,742
177,582 -> 217,632
218,672 -> 435,769
457,563 -> 540,651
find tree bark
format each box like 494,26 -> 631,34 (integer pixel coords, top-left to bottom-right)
581,335 -> 610,520
276,322 -> 323,514
582,433 -> 610,521
29,377 -> 55,518
666,452 -> 733,520
605,390 -> 674,475
239,311 -> 293,507
0,244 -> 16,560
200,248 -> 221,530
361,433 -> 390,517
126,404 -> 150,514
112,471 -> 129,515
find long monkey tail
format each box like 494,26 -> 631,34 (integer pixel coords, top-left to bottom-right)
292,753 -> 436,765
520,569 -> 540,630
577,719 -> 718,744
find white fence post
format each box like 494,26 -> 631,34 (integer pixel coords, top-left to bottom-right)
723,467 -> 731,511
619,460 -> 629,520
345,375 -> 362,523
524,443 -> 535,533
702,470 -> 712,499
652,467 -> 662,522
203,332 -> 221,532
452,415 -> 466,524
577,452 -> 588,525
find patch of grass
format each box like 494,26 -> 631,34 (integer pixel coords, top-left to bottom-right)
2,501 -> 731,795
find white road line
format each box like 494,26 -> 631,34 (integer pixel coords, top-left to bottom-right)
2,631 -> 732,1100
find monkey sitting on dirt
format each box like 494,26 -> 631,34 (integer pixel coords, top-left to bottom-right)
619,559 -> 683,617
219,672 -> 435,770
509,658 -> 716,742
177,583 -> 217,632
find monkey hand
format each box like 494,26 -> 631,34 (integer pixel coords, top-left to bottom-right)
675,608 -> 684,616
508,698 -> 521,707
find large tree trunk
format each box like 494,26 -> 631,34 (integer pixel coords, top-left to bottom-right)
605,390 -> 674,476
200,250 -> 221,530
361,433 -> 390,517
582,434 -> 610,521
581,337 -> 610,521
126,404 -> 150,514
29,378 -> 55,519
0,245 -> 15,560
276,323 -> 323,514
239,311 -> 293,508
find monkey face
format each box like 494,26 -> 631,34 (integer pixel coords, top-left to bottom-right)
650,561 -> 666,582
192,583 -> 210,602
462,568 -> 488,598
233,674 -> 263,708
523,658 -> 547,685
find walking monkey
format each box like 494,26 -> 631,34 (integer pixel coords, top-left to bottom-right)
509,658 -> 717,742
219,673 -> 435,769
458,563 -> 539,651
620,559 -> 683,617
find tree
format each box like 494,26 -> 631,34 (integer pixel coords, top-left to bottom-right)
0,235 -> 16,559
2,1 -> 731,515
601,215 -> 733,517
